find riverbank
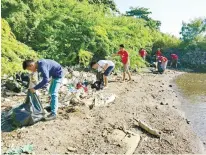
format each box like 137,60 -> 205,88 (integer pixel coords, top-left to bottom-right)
174,72 -> 206,152
1,69 -> 204,154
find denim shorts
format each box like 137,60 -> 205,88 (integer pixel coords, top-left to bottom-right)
104,66 -> 114,76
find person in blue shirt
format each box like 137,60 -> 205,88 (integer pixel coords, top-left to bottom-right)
23,59 -> 63,121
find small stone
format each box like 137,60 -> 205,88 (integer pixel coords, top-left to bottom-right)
203,142 -> 206,145
160,102 -> 164,105
155,106 -> 158,109
172,105 -> 177,109
44,147 -> 48,150
67,146 -> 77,152
169,85 -> 172,87
166,103 -> 168,105
186,119 -> 191,124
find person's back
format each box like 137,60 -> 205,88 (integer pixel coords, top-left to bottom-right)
97,60 -> 115,72
37,59 -> 63,79
170,54 -> 178,68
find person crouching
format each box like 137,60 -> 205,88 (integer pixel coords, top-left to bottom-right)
90,60 -> 115,88
157,56 -> 168,74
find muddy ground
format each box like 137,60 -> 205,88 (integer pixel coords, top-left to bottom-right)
1,69 -> 205,154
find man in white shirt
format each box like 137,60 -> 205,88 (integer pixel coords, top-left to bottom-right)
90,60 -> 115,87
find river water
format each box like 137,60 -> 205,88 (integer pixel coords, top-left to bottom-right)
175,73 -> 206,149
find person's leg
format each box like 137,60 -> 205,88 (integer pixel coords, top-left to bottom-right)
103,66 -> 114,86
103,75 -> 108,87
125,64 -> 131,81
161,61 -> 168,73
50,78 -> 62,116
123,64 -> 126,81
127,71 -> 132,81
175,60 -> 178,68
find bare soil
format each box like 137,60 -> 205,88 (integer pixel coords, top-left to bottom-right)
1,69 -> 204,154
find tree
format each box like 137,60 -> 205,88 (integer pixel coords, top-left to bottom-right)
126,7 -> 161,30
126,7 -> 151,20
78,0 -> 118,12
180,18 -> 206,42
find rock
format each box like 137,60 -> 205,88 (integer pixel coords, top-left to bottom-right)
169,85 -> 172,87
151,94 -> 156,99
160,102 -> 164,105
72,71 -> 80,77
172,105 -> 177,109
94,93 -> 116,107
67,146 -> 77,152
186,119 -> 191,124
107,129 -> 140,155
4,98 -> 11,102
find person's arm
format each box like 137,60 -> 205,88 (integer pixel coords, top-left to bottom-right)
33,66 -> 49,90
112,53 -> 119,57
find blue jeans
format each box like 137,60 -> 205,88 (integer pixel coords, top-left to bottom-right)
49,78 -> 62,115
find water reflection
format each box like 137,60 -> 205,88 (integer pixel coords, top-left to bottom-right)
176,73 -> 206,148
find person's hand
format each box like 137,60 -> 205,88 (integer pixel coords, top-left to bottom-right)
29,88 -> 36,93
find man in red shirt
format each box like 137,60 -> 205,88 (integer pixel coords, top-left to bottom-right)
139,48 -> 147,60
113,44 -> 132,81
170,54 -> 178,68
156,48 -> 162,60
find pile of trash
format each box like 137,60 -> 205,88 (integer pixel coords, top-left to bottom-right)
1,68 -> 116,109
59,69 -> 116,108
1,68 -> 117,131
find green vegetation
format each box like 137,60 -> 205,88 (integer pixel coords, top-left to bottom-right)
126,7 -> 161,30
179,18 -> 206,51
1,19 -> 38,76
3,0 -> 200,76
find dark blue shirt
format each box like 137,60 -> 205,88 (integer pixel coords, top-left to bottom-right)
33,59 -> 63,90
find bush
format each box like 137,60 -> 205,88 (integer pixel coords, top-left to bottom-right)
1,19 -> 38,76
78,49 -> 93,67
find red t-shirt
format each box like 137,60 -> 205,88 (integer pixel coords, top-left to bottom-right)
156,50 -> 162,57
171,54 -> 178,60
158,56 -> 168,62
139,50 -> 147,57
117,50 -> 128,64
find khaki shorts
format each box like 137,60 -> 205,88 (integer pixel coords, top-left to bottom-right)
123,63 -> 129,72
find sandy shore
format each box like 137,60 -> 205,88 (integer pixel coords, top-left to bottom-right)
1,69 -> 204,154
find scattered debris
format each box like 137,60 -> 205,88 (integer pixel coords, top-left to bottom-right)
67,146 -> 77,152
160,102 -> 164,105
5,144 -> 33,154
134,118 -> 161,137
186,119 -> 191,124
107,129 -> 140,155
